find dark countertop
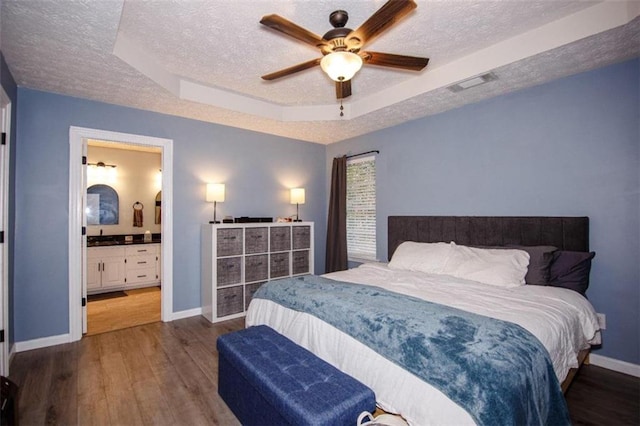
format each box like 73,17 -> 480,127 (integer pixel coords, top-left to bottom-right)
87,240 -> 161,247
87,233 -> 161,247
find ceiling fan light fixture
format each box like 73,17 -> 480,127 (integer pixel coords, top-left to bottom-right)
320,51 -> 363,82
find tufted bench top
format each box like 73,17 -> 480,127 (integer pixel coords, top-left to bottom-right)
217,325 -> 375,425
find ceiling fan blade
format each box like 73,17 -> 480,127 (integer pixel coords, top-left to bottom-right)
260,14 -> 328,49
261,58 -> 321,81
336,80 -> 352,99
362,51 -> 429,71
346,0 -> 417,50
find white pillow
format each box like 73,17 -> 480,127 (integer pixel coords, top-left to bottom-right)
388,241 -> 454,274
441,243 -> 530,288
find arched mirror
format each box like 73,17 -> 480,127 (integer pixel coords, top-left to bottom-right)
87,184 -> 119,225
155,191 -> 162,224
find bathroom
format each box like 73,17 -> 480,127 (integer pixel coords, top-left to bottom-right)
85,140 -> 162,335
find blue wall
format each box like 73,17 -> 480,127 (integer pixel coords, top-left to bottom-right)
14,89 -> 327,341
1,52 -> 18,347
11,56 -> 639,366
327,59 -> 640,364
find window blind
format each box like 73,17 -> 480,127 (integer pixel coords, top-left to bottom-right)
346,155 -> 376,260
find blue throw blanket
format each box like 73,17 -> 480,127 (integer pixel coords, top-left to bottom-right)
254,275 -> 570,426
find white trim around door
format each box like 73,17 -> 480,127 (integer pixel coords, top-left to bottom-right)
68,126 -> 174,342
0,87 -> 12,375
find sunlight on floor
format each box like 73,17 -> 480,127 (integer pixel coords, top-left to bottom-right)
86,286 -> 161,336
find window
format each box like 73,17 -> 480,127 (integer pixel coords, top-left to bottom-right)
346,155 -> 376,261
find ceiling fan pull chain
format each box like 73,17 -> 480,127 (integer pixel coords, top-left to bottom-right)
340,100 -> 344,117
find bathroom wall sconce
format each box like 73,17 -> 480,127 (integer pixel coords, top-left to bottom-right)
88,161 -> 116,168
88,161 -> 117,182
206,183 -> 225,224
290,188 -> 305,222
155,168 -> 162,191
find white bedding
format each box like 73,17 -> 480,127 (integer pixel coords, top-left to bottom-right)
246,263 -> 601,425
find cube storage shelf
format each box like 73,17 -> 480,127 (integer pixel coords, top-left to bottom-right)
201,222 -> 314,323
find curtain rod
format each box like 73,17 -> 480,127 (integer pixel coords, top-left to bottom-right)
346,150 -> 380,159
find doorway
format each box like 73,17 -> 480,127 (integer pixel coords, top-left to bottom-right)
85,140 -> 162,335
0,88 -> 11,375
68,127 -> 173,342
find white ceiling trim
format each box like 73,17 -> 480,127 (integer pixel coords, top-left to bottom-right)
180,80 -> 283,121
113,31 -> 350,121
350,0 -> 640,118
112,1 -> 638,124
113,32 -> 180,97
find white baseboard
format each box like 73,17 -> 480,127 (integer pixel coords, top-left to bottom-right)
11,309 -> 202,353
171,307 -> 202,320
14,333 -> 71,353
590,354 -> 640,378
9,343 -> 16,364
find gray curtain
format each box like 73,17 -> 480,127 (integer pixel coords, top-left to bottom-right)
325,156 -> 348,272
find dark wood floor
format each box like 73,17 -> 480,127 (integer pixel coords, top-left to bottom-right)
8,316 -> 640,425
566,362 -> 640,425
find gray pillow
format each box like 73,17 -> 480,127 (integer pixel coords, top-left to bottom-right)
548,250 -> 595,296
505,245 -> 558,285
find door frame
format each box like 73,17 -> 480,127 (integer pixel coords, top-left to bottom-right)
0,87 -> 11,374
69,126 -> 174,342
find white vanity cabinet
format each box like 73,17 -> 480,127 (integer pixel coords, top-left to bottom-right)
87,243 -> 161,294
87,246 -> 126,292
125,245 -> 160,286
202,222 -> 314,323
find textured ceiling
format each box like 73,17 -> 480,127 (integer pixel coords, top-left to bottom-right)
1,0 -> 639,144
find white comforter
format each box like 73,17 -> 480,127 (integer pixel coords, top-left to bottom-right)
246,263 -> 601,425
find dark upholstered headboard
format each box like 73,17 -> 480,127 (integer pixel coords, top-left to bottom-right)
388,216 -> 589,260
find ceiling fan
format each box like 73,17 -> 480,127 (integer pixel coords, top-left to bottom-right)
260,0 -> 429,99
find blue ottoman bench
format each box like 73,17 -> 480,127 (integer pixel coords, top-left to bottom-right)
217,325 -> 376,426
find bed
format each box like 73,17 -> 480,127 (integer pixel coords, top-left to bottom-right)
246,216 -> 601,425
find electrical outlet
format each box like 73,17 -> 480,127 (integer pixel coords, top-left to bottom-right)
597,313 -> 606,330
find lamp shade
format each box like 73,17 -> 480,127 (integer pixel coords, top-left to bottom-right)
290,188 -> 305,204
320,51 -> 363,82
206,183 -> 225,202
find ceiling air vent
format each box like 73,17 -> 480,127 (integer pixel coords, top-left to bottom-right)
447,72 -> 498,93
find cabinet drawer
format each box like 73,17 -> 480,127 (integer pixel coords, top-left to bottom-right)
270,226 -> 291,252
126,266 -> 157,284
245,254 -> 268,282
270,253 -> 289,278
217,257 -> 241,286
217,228 -> 243,256
217,286 -> 243,317
126,254 -> 156,270
125,245 -> 158,256
292,250 -> 310,275
245,282 -> 265,310
245,227 -> 268,254
292,226 -> 311,250
88,246 -> 125,258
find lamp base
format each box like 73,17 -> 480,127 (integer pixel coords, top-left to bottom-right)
293,219 -> 302,222
209,220 -> 220,224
